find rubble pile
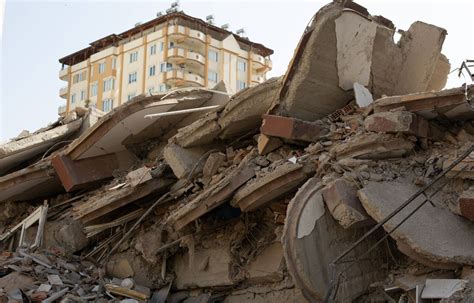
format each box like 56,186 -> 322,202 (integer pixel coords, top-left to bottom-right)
1,1 -> 474,302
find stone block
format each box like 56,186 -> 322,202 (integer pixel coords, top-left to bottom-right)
364,111 -> 428,137
163,143 -> 207,179
321,178 -> 372,229
203,152 -> 226,178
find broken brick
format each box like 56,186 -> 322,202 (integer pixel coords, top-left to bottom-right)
260,114 -> 327,143
364,111 -> 428,137
321,178 -> 372,229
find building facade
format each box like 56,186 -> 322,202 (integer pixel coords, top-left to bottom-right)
58,12 -> 273,115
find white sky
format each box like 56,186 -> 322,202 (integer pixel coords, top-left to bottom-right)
1,0 -> 473,141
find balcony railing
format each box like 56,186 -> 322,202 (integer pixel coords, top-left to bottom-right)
167,47 -> 205,65
59,86 -> 68,98
59,67 -> 69,81
164,69 -> 205,86
58,105 -> 67,115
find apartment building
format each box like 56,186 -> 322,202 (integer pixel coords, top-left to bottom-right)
58,11 -> 273,115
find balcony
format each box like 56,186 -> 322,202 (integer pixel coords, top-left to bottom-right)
252,54 -> 272,73
164,69 -> 205,87
58,105 -> 67,116
167,47 -> 205,66
252,74 -> 264,84
59,86 -> 68,99
59,67 -> 69,81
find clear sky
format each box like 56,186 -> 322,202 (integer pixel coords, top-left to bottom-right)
1,0 -> 473,142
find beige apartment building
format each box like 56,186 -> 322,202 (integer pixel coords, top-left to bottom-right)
58,11 -> 273,115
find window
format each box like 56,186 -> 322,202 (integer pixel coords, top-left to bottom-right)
150,44 -> 157,55
128,72 -> 137,84
129,51 -> 138,63
103,78 -> 115,92
72,72 -> 84,84
90,83 -> 98,97
102,98 -> 113,112
208,50 -> 218,62
149,65 -> 156,76
159,84 -> 170,92
127,92 -> 136,101
237,80 -> 246,91
237,60 -> 247,72
80,90 -> 86,101
169,41 -> 175,49
112,58 -> 117,69
71,93 -> 76,104
208,71 -> 218,83
160,42 -> 164,52
160,62 -> 172,72
99,62 -> 106,74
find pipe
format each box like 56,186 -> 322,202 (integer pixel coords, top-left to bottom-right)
144,105 -> 220,119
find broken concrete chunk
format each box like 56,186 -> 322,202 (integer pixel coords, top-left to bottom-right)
126,167 -> 152,187
47,274 -> 63,286
173,239 -> 234,289
321,178 -> 372,229
331,133 -> 414,160
232,162 -> 307,212
444,152 -> 474,180
364,111 -> 428,138
163,143 -> 208,179
421,279 -> 467,299
257,134 -> 283,155
260,114 -> 327,143
282,177 -> 385,302
106,259 -> 135,279
358,181 -> 474,268
353,82 -> 374,107
246,242 -> 284,284
203,152 -> 226,178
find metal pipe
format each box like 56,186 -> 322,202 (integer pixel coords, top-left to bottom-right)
144,105 -> 220,119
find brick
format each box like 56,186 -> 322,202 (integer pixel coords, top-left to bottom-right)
364,111 -> 428,137
203,152 -> 226,178
257,134 -> 282,155
458,190 -> 474,221
321,178 -> 372,229
260,114 -> 327,143
52,153 -> 119,192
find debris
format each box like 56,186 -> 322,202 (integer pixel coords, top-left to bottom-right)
321,178 -> 372,229
353,82 -> 374,107
105,283 -> 149,301
421,279 -> 467,299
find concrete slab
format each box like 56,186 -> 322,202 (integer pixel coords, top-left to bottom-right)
358,181 -> 474,268
275,3 -> 448,121
374,85 -> 474,120
282,177 -> 386,302
167,161 -> 256,231
0,118 -> 83,176
173,112 -> 221,148
232,162 -> 307,212
246,242 -> 284,284
331,133 -> 414,160
218,77 -> 281,139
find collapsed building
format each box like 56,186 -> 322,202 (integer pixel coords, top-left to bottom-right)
1,1 -> 474,302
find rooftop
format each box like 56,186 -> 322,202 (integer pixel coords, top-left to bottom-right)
59,11 -> 274,66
